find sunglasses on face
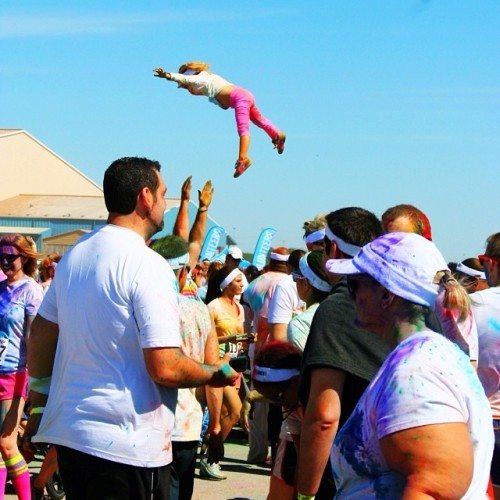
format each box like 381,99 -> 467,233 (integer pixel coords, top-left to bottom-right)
0,253 -> 21,263
346,274 -> 378,299
323,236 -> 332,255
478,255 -> 499,266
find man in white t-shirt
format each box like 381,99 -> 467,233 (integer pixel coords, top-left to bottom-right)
471,232 -> 500,495
24,157 -> 237,500
265,249 -> 305,342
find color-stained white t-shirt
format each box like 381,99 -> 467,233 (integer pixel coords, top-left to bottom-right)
266,275 -> 303,325
332,330 -> 493,499
287,303 -> 319,352
34,225 -> 181,467
172,295 -> 211,442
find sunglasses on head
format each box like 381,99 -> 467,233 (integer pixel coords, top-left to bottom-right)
478,255 -> 499,266
0,253 -> 21,263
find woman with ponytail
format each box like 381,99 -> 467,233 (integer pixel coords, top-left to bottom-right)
321,232 -> 493,500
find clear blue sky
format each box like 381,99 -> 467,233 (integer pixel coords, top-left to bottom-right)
2,1 -> 499,261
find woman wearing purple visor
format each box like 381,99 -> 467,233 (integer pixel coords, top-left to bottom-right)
325,232 -> 493,499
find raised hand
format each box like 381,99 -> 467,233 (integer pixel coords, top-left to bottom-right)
198,180 -> 214,210
180,176 -> 192,202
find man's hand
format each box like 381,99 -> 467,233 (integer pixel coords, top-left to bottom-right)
198,180 -> 214,211
180,176 -> 192,202
22,413 -> 43,455
240,398 -> 253,433
209,354 -> 238,387
154,67 -> 169,79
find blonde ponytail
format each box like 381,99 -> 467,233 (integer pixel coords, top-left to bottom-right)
434,270 -> 470,322
178,61 -> 210,74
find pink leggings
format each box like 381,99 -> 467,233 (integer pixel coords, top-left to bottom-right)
229,87 -> 280,139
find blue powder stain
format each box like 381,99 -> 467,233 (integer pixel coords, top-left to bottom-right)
487,317 -> 500,332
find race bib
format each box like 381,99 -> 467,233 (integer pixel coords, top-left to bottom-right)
0,338 -> 8,364
228,341 -> 239,358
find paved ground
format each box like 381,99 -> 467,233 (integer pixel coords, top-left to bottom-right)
5,428 -> 271,499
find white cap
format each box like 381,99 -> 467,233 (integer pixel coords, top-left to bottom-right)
227,246 -> 243,260
325,232 -> 448,308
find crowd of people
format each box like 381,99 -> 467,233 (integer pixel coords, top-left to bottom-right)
0,156 -> 497,499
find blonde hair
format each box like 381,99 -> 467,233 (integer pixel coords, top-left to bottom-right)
178,61 -> 211,75
434,270 -> 470,322
0,234 -> 40,278
303,214 -> 327,237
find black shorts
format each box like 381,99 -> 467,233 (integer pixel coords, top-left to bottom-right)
492,420 -> 500,485
56,445 -> 171,500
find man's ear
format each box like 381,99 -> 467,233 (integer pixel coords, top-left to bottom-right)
138,186 -> 154,212
380,288 -> 395,309
331,241 -> 342,259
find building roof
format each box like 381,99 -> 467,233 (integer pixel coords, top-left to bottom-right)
0,225 -> 50,235
0,194 -> 180,220
0,129 -> 102,199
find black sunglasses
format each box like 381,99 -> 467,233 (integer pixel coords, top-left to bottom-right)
346,274 -> 378,299
0,253 -> 21,263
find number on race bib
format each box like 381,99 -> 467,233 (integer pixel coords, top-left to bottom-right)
0,338 -> 8,364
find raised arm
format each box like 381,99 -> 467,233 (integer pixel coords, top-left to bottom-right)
187,180 -> 213,269
173,176 -> 192,242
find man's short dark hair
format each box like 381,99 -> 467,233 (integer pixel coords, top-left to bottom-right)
103,157 -> 161,215
326,207 -> 382,248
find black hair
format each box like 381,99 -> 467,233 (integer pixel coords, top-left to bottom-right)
326,207 -> 382,250
103,157 -> 161,215
205,265 -> 233,304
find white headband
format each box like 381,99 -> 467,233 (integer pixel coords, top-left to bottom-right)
299,253 -> 332,293
220,268 -> 241,291
456,263 -> 486,280
182,69 -> 197,75
270,252 -> 289,262
325,226 -> 362,257
304,229 -> 325,244
253,365 -> 300,383
166,252 -> 189,270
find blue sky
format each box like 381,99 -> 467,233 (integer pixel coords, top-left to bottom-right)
2,1 -> 499,261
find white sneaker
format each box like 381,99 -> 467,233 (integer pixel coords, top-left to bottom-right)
199,459 -> 227,480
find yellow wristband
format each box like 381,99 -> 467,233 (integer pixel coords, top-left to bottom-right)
198,207 -> 208,212
297,494 -> 315,500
